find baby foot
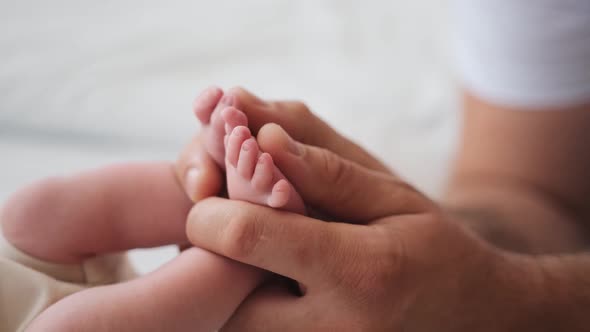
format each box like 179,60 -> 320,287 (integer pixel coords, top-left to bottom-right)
194,87 -> 305,214
224,121 -> 306,215
193,87 -> 246,168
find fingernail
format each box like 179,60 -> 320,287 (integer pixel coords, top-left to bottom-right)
184,168 -> 200,201
220,94 -> 235,107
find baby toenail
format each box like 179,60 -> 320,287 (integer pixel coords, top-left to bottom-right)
242,143 -> 251,151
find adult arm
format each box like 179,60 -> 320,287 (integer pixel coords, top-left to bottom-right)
448,0 -> 590,253
178,86 -> 590,330
445,92 -> 590,254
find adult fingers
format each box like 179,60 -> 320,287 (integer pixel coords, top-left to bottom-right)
224,86 -> 392,174
175,133 -> 223,202
186,197 -> 361,286
257,124 -> 436,221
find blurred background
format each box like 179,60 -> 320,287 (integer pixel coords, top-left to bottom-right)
0,0 -> 458,273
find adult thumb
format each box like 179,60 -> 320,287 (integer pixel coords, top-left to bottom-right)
257,124 -> 435,222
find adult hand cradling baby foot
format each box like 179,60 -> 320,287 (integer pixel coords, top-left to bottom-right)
3,84 -> 590,331
180,86 -> 590,331
6,0 -> 590,328
179,87 -> 545,331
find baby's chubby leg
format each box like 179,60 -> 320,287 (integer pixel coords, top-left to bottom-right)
1,152 -> 221,264
0,135 -> 263,331
27,247 -> 262,332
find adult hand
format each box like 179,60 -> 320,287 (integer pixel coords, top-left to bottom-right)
175,86 -> 391,204
186,124 -> 542,331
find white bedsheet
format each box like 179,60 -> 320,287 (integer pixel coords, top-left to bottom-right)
0,0 -> 457,273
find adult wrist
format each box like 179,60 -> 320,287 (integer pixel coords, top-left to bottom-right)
476,247 -> 590,331
407,231 -> 547,331
444,182 -> 588,254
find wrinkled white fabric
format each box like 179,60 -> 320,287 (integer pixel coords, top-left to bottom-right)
0,229 -> 136,331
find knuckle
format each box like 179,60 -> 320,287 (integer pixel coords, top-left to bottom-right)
376,226 -> 406,276
221,210 -> 264,260
286,100 -> 313,124
318,149 -> 355,202
389,179 -> 434,214
319,149 -> 344,183
335,229 -> 403,301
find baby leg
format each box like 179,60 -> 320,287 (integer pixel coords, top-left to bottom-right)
27,247 -> 262,332
1,161 -> 220,264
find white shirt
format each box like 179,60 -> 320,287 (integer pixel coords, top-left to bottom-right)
453,0 -> 590,108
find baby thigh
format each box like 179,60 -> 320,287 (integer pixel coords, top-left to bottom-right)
27,248 -> 264,332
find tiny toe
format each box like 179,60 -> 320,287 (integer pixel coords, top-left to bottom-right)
194,86 -> 223,124
207,108 -> 231,167
267,180 -> 291,208
210,107 -> 227,136
222,107 -> 249,135
226,126 -> 251,168
252,153 -> 274,191
237,138 -> 259,179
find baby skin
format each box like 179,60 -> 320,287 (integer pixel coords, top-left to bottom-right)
3,88 -> 305,332
196,90 -> 306,213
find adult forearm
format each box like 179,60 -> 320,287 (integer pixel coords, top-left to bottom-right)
476,250 -> 590,332
446,90 -> 590,254
444,178 -> 590,330
445,182 -> 589,254
533,254 -> 590,330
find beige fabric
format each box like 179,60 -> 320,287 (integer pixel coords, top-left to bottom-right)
0,232 -> 137,332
